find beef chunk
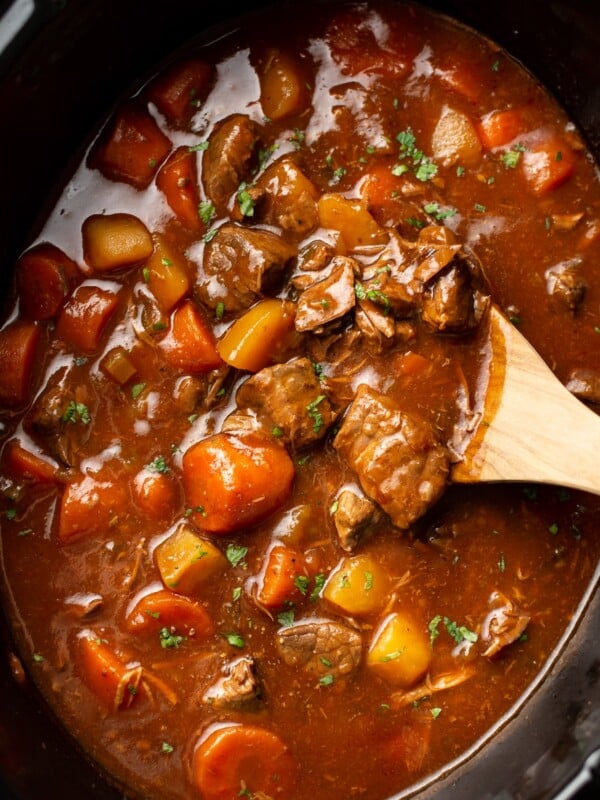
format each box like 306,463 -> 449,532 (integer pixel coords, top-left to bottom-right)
333,488 -> 379,551
202,114 -> 258,213
355,300 -> 396,349
295,256 -> 357,332
253,158 -> 319,236
545,259 -> 587,311
565,367 -> 600,405
199,223 -> 295,310
29,381 -> 91,467
232,357 -> 335,448
481,591 -> 530,658
334,385 -> 449,529
298,240 -> 335,272
202,656 -> 261,709
276,619 -> 362,678
421,259 -> 488,332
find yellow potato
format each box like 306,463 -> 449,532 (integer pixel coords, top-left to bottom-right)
431,107 -> 482,167
318,193 -> 388,250
217,299 -> 295,372
155,523 -> 227,595
260,50 -> 309,121
145,233 -> 191,312
367,611 -> 431,687
82,213 -> 153,271
323,554 -> 391,616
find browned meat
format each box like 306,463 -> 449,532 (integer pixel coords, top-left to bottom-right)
545,259 -> 587,311
421,260 -> 488,333
355,300 -> 396,349
233,357 -> 336,448
276,619 -> 362,678
199,223 -> 295,310
333,488 -> 379,551
202,656 -> 261,709
202,114 -> 259,213
295,256 -> 357,332
29,381 -> 92,467
334,385 -> 450,529
298,240 -> 335,272
565,367 -> 600,404
480,591 -> 530,658
254,158 -> 319,236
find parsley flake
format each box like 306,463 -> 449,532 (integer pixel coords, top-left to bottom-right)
161,742 -> 175,754
198,200 -> 216,225
226,544 -> 248,568
319,673 -> 334,686
61,401 -> 91,425
223,632 -> 245,648
306,394 -> 326,434
277,609 -> 295,628
147,455 -> 170,475
159,628 -> 185,649
237,183 -> 255,217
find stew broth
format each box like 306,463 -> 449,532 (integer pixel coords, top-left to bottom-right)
1,2 -> 599,799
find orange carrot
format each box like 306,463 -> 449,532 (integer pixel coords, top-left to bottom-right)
147,58 -> 213,127
159,300 -> 222,373
79,634 -> 141,710
89,101 -> 172,188
257,545 -> 309,609
522,137 -> 575,194
182,432 -> 294,533
477,109 -> 525,149
133,468 -> 179,519
156,147 -> 202,232
56,285 -> 120,353
124,589 -> 213,637
360,165 -> 405,222
17,243 -> 79,320
191,725 -> 295,800
57,475 -> 128,544
0,322 -> 39,407
3,440 -> 58,484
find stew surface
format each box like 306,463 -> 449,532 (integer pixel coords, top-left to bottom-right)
1,2 -> 600,799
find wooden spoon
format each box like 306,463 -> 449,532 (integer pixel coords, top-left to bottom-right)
451,305 -> 600,495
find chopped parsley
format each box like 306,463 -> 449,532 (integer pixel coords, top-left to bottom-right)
290,128 -> 305,149
364,571 -> 373,592
306,394 -> 327,434
198,200 -> 216,225
277,609 -> 295,627
431,707 -> 442,719
215,301 -> 225,320
379,648 -> 405,662
32,653 -> 45,663
161,257 -> 173,267
161,742 -> 175,754
549,522 -> 559,535
257,143 -> 279,171
331,166 -> 347,184
61,400 -> 91,425
237,183 -> 255,217
473,203 -> 487,213
232,586 -> 242,601
310,573 -> 326,602
423,202 -> 457,221
272,426 -> 283,438
131,382 -> 145,399
396,127 -> 438,182
145,609 -> 161,620
147,455 -> 170,474
294,575 -> 310,595
501,148 -> 522,169
159,628 -> 185,649
223,632 -> 245,648
203,228 -> 218,243
456,165 -> 465,177
226,543 -> 248,568
142,267 -> 150,283
18,528 -> 33,537
428,615 -> 442,646
498,553 -> 506,572
406,217 -> 426,229
330,499 -> 339,515
429,615 -> 478,646
319,673 -> 334,686
391,163 -> 409,177
188,141 -> 209,152
5,508 -> 16,521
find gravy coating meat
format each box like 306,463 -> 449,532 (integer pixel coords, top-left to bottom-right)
1,3 -> 600,800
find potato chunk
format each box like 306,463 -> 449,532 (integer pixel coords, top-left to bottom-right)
155,523 -> 227,595
83,213 -> 153,271
323,554 -> 391,616
431,107 -> 481,167
367,611 -> 431,687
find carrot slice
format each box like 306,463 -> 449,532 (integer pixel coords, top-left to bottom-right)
477,109 -> 526,149
57,475 -> 128,544
124,589 -> 213,637
17,243 -> 79,320
156,147 -> 202,232
257,545 -> 309,609
360,165 -> 406,222
79,634 -> 141,710
147,58 -> 213,127
56,284 -> 120,353
3,440 -> 58,484
0,321 -> 40,406
182,432 -> 294,533
133,468 -> 179,519
191,725 -> 295,800
159,300 -> 222,373
522,137 -> 575,194
89,101 -> 172,188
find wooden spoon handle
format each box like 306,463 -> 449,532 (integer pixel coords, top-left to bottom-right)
452,306 -> 600,495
